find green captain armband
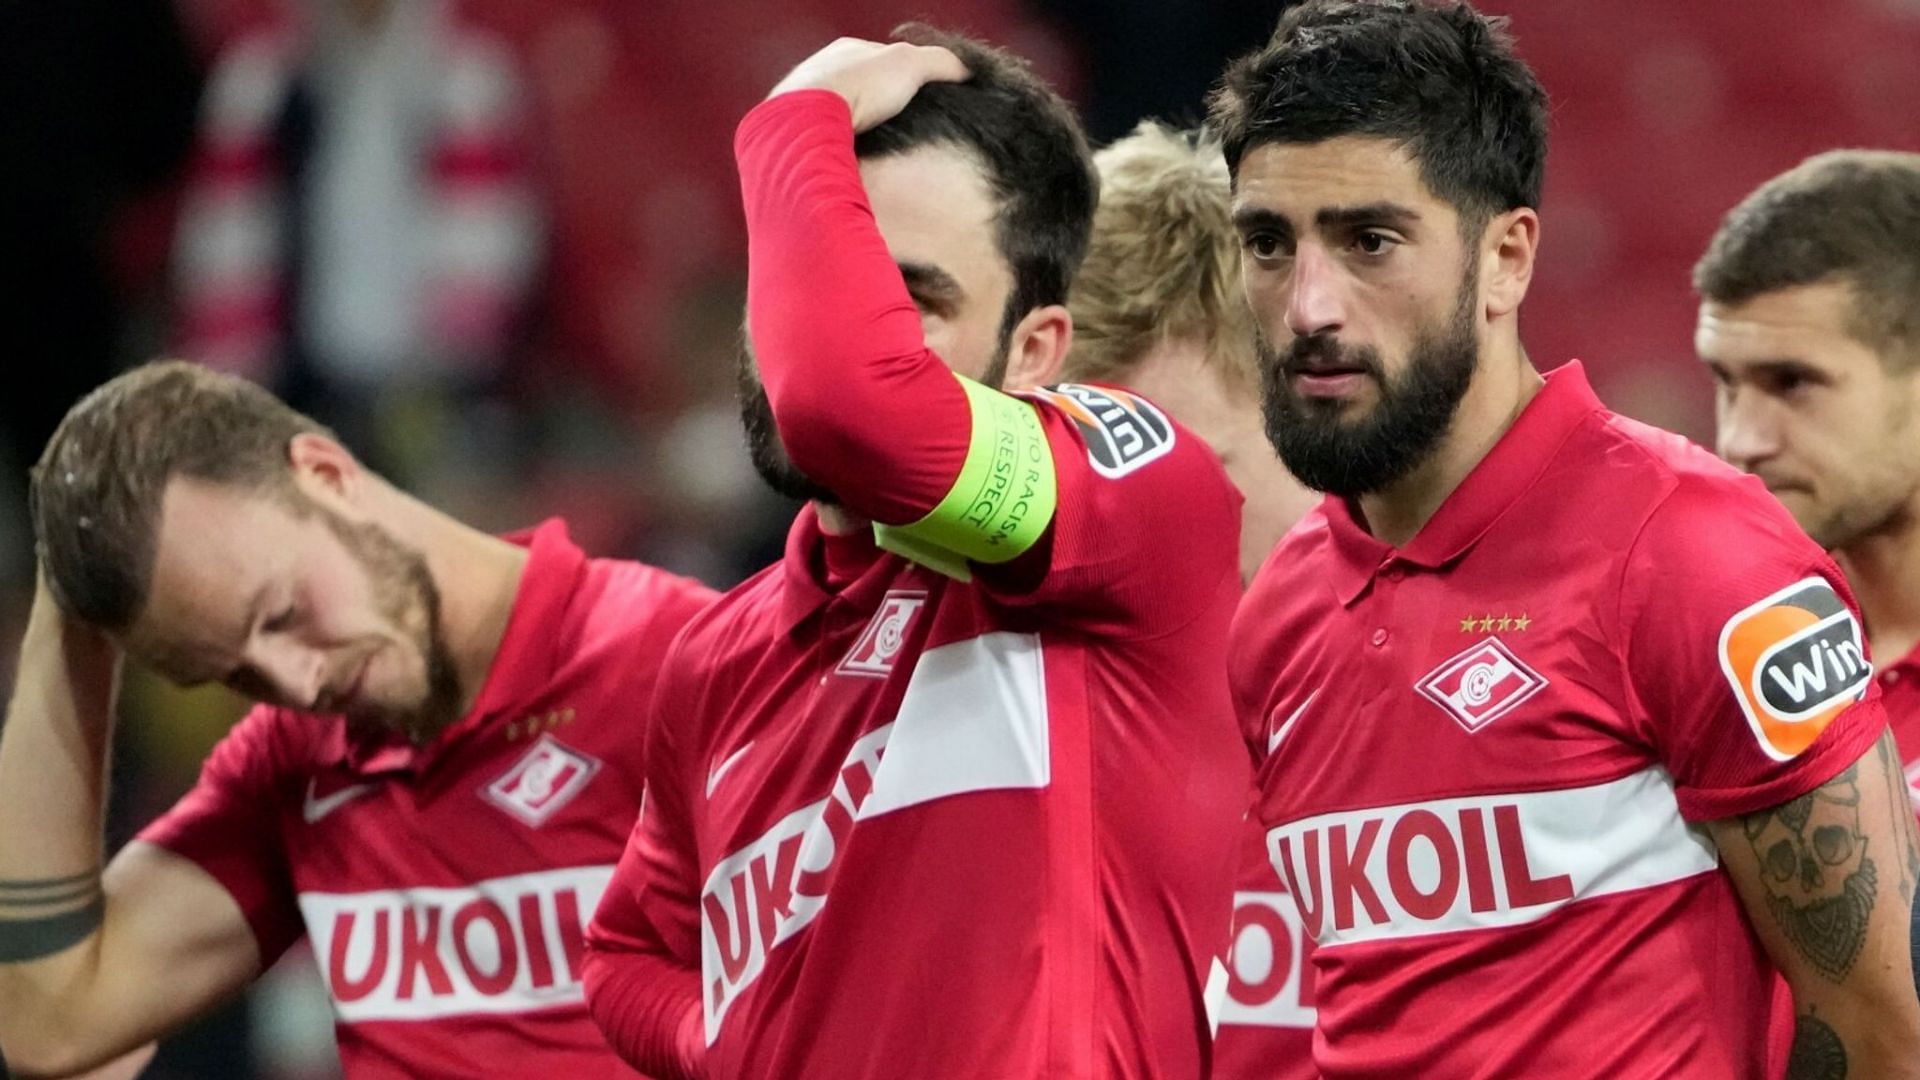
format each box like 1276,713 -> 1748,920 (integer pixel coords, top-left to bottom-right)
873,373 -> 1058,581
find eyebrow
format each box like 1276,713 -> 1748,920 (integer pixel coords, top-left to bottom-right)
898,262 -> 965,315
1231,202 -> 1425,238
1315,202 -> 1422,231
1717,357 -> 1828,380
1231,206 -> 1294,240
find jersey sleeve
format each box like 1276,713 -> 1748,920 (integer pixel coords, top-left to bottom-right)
583,637 -> 706,1080
1618,474 -> 1887,821
970,384 -> 1243,637
134,705 -> 304,967
735,89 -> 975,526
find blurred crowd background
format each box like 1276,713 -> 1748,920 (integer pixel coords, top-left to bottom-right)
0,0 -> 1916,1075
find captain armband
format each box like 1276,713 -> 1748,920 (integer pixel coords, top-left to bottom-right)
873,374 -> 1057,581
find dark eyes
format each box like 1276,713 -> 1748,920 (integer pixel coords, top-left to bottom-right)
262,605 -> 298,634
1245,234 -> 1285,259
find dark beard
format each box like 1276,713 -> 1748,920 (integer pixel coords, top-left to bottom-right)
320,510 -> 463,744
1259,271 -> 1479,497
734,300 -> 1019,504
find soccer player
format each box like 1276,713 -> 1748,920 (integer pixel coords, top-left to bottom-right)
1216,2 -> 1920,1076
1062,120 -> 1316,1078
0,361 -> 714,1078
1697,151 -> 1920,801
582,28 -> 1248,1080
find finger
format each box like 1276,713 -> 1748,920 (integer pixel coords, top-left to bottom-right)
908,44 -> 970,86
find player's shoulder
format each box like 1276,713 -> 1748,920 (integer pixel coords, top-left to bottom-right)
655,559 -> 790,679
200,701 -> 332,786
1021,381 -> 1233,492
1590,410 -> 1808,554
1247,502 -> 1336,592
567,556 -> 719,659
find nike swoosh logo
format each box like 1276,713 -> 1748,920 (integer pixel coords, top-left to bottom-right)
1269,691 -> 1318,755
706,741 -> 756,799
303,778 -> 378,824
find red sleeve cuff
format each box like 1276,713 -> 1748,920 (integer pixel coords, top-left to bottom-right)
735,89 -> 852,159
133,825 -> 303,966
1674,698 -> 1888,822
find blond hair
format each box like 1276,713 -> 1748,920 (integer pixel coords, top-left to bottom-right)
1063,121 -> 1256,388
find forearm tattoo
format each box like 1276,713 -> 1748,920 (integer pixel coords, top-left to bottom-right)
1742,761 -> 1876,981
0,870 -> 104,962
1786,1008 -> 1848,1080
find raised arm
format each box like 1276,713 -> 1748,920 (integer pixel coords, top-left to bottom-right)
741,42 -> 1070,572
1710,730 -> 1920,1078
0,583 -> 260,1078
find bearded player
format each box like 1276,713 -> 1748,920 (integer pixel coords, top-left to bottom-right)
0,361 -> 713,1078
583,27 -> 1247,1080
1219,2 -> 1920,1075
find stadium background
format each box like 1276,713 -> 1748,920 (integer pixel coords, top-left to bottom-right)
0,0 -> 1915,1074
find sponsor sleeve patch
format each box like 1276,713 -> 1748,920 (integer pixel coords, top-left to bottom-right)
1716,577 -> 1872,762
873,373 -> 1057,579
1027,383 -> 1176,478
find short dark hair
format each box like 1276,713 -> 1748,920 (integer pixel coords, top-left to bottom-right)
857,24 -> 1099,329
1208,0 -> 1549,225
31,360 -> 334,631
1694,150 -> 1920,367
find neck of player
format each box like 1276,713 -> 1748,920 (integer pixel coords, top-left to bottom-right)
1835,502 -> 1920,667
376,486 -> 532,720
813,502 -> 870,537
1358,339 -> 1544,549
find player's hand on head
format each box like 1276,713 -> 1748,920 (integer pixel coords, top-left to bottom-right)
769,37 -> 969,133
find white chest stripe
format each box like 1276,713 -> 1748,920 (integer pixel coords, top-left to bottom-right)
699,631 -> 1052,1043
864,631 -> 1050,818
1269,767 -> 1718,949
299,865 -> 614,1022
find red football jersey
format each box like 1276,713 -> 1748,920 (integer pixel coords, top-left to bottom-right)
583,88 -> 1248,1080
1214,815 -> 1317,1080
1232,364 -> 1887,1078
137,521 -> 715,1079
587,409 -> 1248,1079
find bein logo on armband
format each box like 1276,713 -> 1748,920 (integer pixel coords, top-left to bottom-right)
1718,577 -> 1872,761
1029,384 -> 1175,478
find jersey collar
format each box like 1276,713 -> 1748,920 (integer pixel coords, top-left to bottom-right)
323,518 -> 588,777
1322,361 -> 1602,606
779,504 -> 904,632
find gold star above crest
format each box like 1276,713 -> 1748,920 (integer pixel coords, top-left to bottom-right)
1496,614 -> 1513,631
1459,616 -> 1477,632
1513,614 -> 1532,631
1477,615 -> 1496,632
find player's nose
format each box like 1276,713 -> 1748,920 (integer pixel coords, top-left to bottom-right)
1284,243 -> 1348,340
246,637 -> 328,711
1715,391 -> 1782,472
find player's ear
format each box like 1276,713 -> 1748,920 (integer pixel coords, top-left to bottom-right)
1482,207 -> 1538,321
287,433 -> 367,511
1002,304 -> 1073,390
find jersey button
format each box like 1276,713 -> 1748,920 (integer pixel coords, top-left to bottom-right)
1885,670 -> 1903,686
1371,628 -> 1389,647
